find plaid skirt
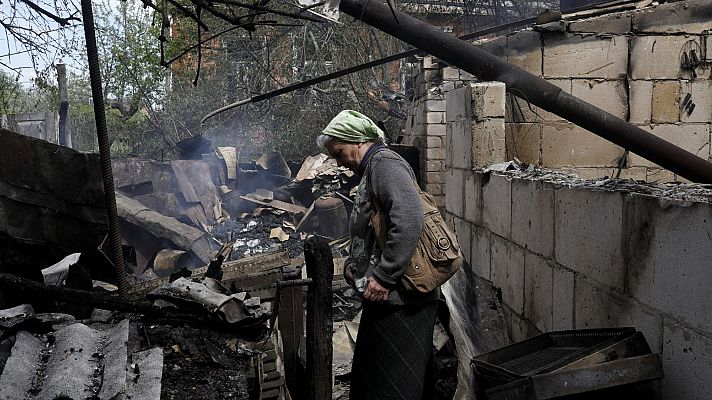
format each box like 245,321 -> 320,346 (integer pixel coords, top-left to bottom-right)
349,300 -> 438,400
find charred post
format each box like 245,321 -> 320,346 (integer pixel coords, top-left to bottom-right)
304,236 -> 333,400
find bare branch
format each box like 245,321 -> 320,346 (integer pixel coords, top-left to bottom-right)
18,0 -> 80,26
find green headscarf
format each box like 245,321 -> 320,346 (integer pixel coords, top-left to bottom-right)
322,110 -> 386,143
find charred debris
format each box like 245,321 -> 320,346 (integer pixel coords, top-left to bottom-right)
0,128 -> 456,399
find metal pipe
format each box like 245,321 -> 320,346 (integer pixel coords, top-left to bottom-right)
81,0 -> 130,298
338,0 -> 712,183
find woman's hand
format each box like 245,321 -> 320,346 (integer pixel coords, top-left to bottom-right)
363,277 -> 390,302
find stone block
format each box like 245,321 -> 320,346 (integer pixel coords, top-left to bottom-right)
426,111 -> 446,124
491,235 -> 525,314
552,266 -> 575,330
449,119 -> 473,170
464,172 -> 482,225
506,80 -> 571,123
571,79 -> 628,120
426,123 -> 446,136
628,80 -> 653,124
541,122 -> 625,167
454,218 -> 472,263
426,136 -> 442,149
524,251 -> 553,332
568,11 -> 633,34
445,168 -> 465,218
662,321 -> 712,400
472,119 -> 506,168
471,225 -> 491,280
446,85 -> 472,123
651,80 -> 681,123
506,30 -> 543,76
630,35 -> 693,79
506,123 -> 542,165
633,1 -> 712,34
626,194 -> 712,332
472,82 -> 506,120
482,173 -> 512,240
511,177 -> 554,258
628,124 -> 710,168
543,33 -> 628,79
554,185 -> 626,289
574,278 -> 663,353
680,79 -> 712,123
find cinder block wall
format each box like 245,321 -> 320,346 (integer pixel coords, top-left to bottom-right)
443,168 -> 712,399
405,0 -> 712,184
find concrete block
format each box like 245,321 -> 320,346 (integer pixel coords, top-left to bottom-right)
617,167 -> 648,181
662,321 -> 712,400
524,251 -> 553,332
426,123 -> 447,136
426,136 -> 442,149
574,277 -> 663,353
445,168 -> 465,218
568,11 -> 633,34
449,119 -> 473,170
422,56 -> 438,70
442,67 -> 460,81
554,185 -> 626,289
482,173 -> 512,240
426,99 -> 446,112
506,30 -> 543,76
477,35 -> 508,59
426,148 -> 446,160
505,123 -> 542,165
571,79 -> 628,120
464,172 -> 482,225
651,80 -> 681,123
511,177 -> 554,258
471,225 -> 491,280
472,82 -> 506,120
426,111 -> 446,124
506,80 -> 571,123
628,80 -> 653,124
543,33 -> 628,79
426,183 -> 443,196
509,308 -> 543,343
426,171 -> 444,184
646,168 -> 676,183
626,193 -> 712,332
491,235 -> 525,314
552,267 -> 575,330
426,160 -> 444,172
446,85 -> 472,123
680,79 -> 712,123
472,119 -> 506,168
630,35 -> 692,79
633,1 -> 712,34
561,167 -> 613,180
454,218 -> 472,263
628,124 -> 710,168
541,122 -> 625,167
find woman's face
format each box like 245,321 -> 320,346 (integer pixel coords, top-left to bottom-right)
325,140 -> 368,173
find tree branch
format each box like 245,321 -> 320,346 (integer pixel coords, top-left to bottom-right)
19,0 -> 81,26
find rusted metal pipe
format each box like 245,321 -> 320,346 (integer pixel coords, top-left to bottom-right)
81,0 -> 130,298
338,0 -> 712,183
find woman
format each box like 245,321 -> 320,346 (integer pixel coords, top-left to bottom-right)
317,110 -> 438,400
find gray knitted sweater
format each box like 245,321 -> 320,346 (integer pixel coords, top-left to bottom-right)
348,147 -> 439,305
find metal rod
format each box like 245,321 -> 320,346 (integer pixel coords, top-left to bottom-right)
338,0 -> 712,183
81,0 -> 130,298
201,16 -> 538,123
